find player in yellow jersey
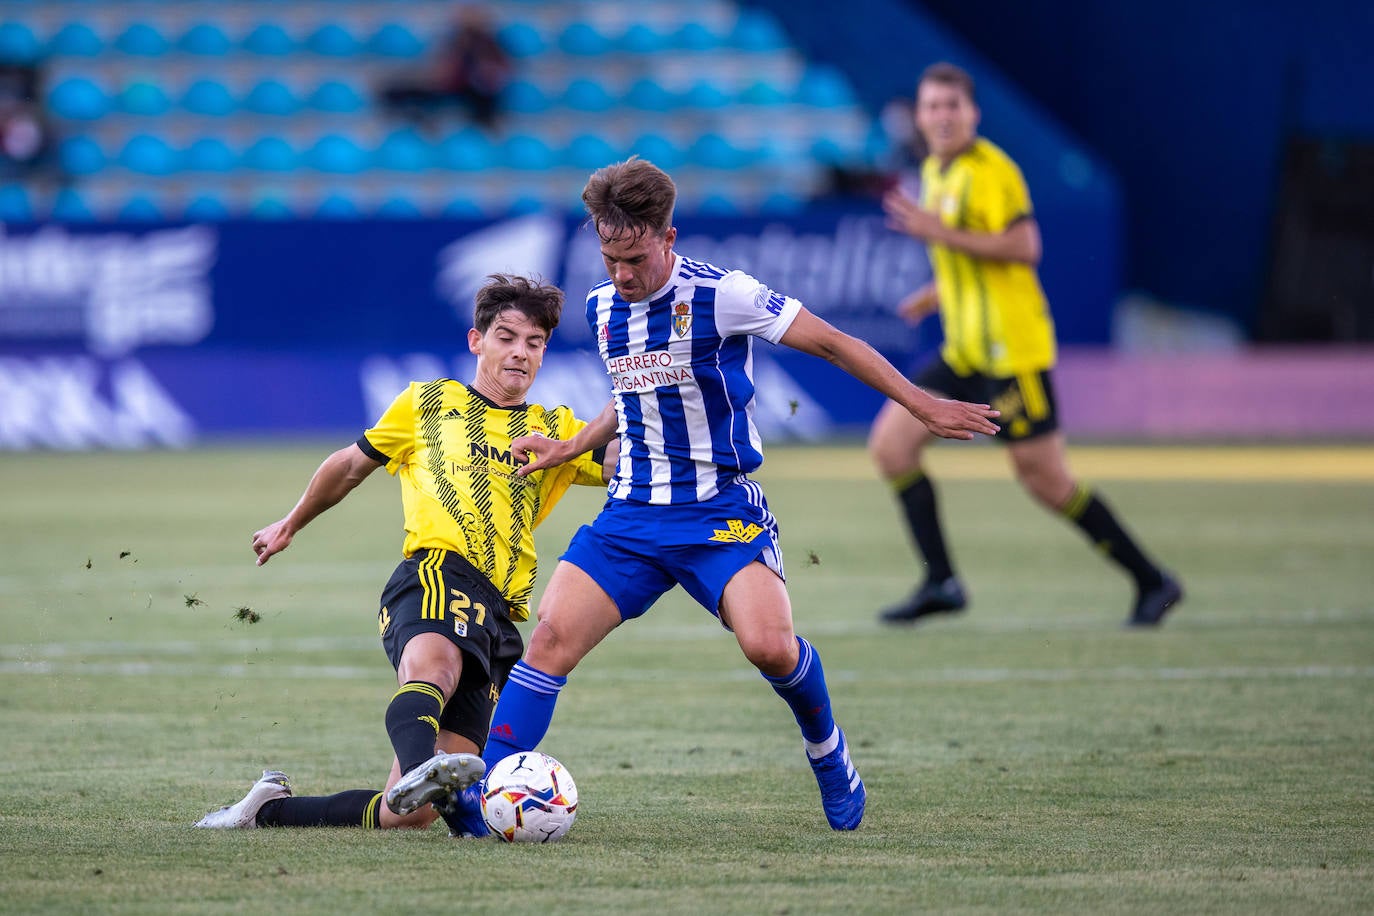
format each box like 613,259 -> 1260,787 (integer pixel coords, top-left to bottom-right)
195,274 -> 613,835
871,62 -> 1182,628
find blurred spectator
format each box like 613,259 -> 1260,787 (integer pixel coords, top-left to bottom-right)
0,61 -> 49,176
380,6 -> 512,129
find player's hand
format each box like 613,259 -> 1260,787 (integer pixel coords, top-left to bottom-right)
896,286 -> 939,323
916,398 -> 1001,440
510,432 -> 573,477
883,188 -> 944,242
251,519 -> 293,566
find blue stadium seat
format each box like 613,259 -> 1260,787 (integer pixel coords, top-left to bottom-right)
561,78 -> 614,112
368,22 -> 425,58
437,128 -> 496,171
682,81 -> 731,110
730,9 -> 789,52
243,136 -> 297,172
243,23 -> 296,56
47,22 -> 104,57
738,80 -> 788,107
672,22 -> 719,52
315,192 -> 362,218
181,79 -> 236,117
374,128 -> 431,171
251,196 -> 295,219
0,184 -> 34,221
697,192 -> 740,215
309,80 -> 364,113
307,23 -> 361,57
564,133 -> 619,170
628,133 -> 686,170
502,134 -> 556,171
618,23 -> 669,55
307,134 -> 368,173
376,195 -> 423,218
57,135 -> 106,175
179,23 -> 233,56
51,187 -> 94,221
442,196 -> 485,219
558,21 -> 613,57
118,81 -> 172,116
795,65 -> 855,108
48,77 -> 111,121
623,79 -> 677,111
184,194 -> 232,221
243,80 -> 301,116
119,134 -> 180,175
183,137 -> 237,172
0,23 -> 42,63
497,22 -> 545,58
759,190 -> 804,215
115,22 -> 171,57
690,133 -> 751,169
119,194 -> 165,221
502,79 -> 550,114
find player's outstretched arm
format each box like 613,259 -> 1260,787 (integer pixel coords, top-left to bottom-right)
512,401 -> 618,477
252,443 -> 383,565
779,308 -> 999,440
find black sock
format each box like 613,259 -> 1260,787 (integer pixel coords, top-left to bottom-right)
1061,486 -> 1163,591
385,680 -> 444,775
257,790 -> 383,828
896,471 -> 955,583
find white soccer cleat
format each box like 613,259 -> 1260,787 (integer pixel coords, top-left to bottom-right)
194,770 -> 292,829
385,752 -> 485,816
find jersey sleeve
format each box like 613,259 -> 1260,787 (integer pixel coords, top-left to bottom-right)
360,384 -> 416,475
978,155 -> 1034,234
711,270 -> 803,343
532,407 -> 607,527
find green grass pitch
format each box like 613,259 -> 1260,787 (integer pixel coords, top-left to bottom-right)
1,443 -> 1371,914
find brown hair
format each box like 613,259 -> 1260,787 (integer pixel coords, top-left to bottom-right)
919,62 -> 976,104
473,273 -> 563,335
581,156 -> 676,243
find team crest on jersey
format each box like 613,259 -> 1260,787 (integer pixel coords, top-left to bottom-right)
671,301 -> 692,338
709,519 -> 764,544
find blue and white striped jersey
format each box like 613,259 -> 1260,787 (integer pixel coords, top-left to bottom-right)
586,253 -> 803,505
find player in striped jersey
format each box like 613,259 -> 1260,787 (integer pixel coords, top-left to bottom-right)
459,158 -> 1001,833
874,62 -> 1182,628
194,275 -> 613,834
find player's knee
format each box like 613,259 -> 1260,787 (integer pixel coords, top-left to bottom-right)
739,631 -> 798,676
524,619 -> 582,675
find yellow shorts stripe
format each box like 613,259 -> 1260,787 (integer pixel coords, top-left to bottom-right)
419,549 -> 446,620
1018,371 -> 1049,421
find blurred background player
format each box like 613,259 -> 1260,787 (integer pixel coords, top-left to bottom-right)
379,5 -> 512,129
438,157 -> 1001,835
195,274 -> 613,834
871,62 -> 1183,628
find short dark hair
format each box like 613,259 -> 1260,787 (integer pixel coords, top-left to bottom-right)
473,273 -> 563,335
919,62 -> 976,104
581,156 -> 676,243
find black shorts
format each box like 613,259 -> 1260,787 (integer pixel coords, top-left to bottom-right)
913,356 -> 1060,442
377,548 -> 524,749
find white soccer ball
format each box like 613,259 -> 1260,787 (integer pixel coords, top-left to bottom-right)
481,751 -> 579,843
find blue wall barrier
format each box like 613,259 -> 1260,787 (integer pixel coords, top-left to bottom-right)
0,205 -> 1118,449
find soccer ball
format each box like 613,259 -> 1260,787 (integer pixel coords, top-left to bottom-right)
480,751 -> 578,843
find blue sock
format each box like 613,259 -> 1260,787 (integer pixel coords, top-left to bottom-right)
762,636 -> 836,747
483,660 -> 567,770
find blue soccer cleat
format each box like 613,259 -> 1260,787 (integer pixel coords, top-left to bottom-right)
433,783 -> 490,838
808,728 -> 866,830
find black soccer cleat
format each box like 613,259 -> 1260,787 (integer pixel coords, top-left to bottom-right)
1127,573 -> 1184,628
878,577 -> 968,624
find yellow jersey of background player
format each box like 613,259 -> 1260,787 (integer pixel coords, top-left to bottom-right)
361,378 -> 605,621
919,135 -> 1057,379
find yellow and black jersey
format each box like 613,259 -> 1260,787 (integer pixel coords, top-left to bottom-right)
919,137 -> 1057,377
359,379 -> 605,621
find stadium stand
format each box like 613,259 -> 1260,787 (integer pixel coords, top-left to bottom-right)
2,0 -> 878,220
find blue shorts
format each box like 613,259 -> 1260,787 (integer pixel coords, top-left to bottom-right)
560,477 -> 785,621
